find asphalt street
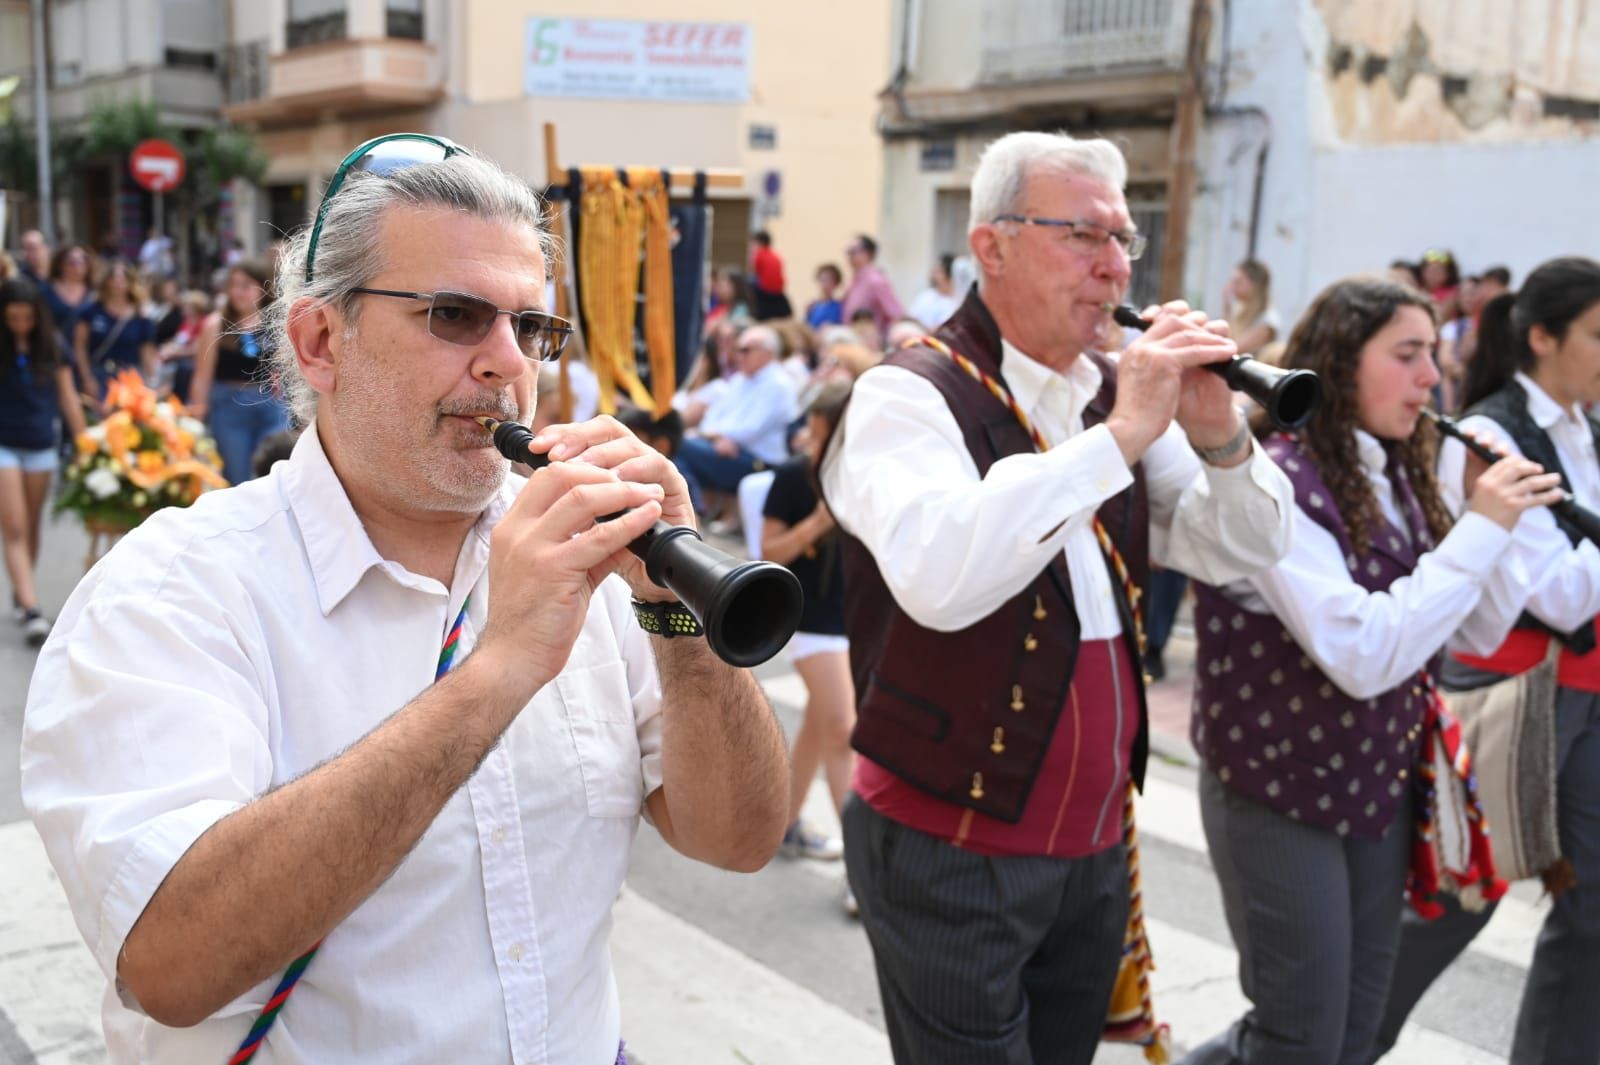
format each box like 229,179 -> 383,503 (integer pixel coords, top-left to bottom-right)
0,512 -> 1536,1064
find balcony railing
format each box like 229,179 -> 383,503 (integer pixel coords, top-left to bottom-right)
225,41 -> 269,105
980,0 -> 1189,84
223,37 -> 443,123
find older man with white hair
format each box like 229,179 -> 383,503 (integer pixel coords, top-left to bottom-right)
675,322 -> 797,516
819,130 -> 1296,1062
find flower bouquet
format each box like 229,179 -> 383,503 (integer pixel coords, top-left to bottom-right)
56,369 -> 229,534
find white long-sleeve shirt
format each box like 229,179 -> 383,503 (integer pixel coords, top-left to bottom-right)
819,338 -> 1294,635
22,426 -> 663,1064
1214,430 -> 1528,700
1437,371 -> 1600,634
699,361 -> 797,465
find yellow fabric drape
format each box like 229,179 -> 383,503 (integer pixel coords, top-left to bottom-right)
574,167 -> 677,416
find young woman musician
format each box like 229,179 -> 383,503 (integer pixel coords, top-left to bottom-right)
1376,256 -> 1600,1064
1181,277 -> 1561,1065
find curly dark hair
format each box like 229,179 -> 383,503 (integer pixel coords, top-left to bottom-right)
1278,277 -> 1451,553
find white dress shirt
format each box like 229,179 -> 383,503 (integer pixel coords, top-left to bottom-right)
22,427 -> 664,1064
819,338 -> 1294,636
1437,371 -> 1600,633
699,361 -> 797,465
1214,430 -> 1526,700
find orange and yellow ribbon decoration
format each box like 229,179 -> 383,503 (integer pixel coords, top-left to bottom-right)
576,167 -> 678,417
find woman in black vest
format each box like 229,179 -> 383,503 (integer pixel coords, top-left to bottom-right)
188,260 -> 289,485
1183,278 -> 1560,1065
1376,257 -> 1600,1064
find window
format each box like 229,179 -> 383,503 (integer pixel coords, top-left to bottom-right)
387,0 -> 424,40
287,0 -> 347,49
164,48 -> 217,70
1126,196 -> 1167,311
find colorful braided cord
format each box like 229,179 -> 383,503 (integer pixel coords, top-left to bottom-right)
227,943 -> 320,1065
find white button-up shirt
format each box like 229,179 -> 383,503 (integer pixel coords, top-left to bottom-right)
1438,371 -> 1600,633
22,427 -> 664,1064
699,361 -> 797,466
820,338 -> 1294,637
1217,429 -> 1527,700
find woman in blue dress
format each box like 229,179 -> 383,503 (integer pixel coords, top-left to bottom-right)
73,261 -> 156,405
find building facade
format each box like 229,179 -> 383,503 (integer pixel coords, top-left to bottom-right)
2,0 -> 228,256
875,0 -> 1600,325
222,0 -> 893,303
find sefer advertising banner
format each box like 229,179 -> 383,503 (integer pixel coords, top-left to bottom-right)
525,17 -> 752,103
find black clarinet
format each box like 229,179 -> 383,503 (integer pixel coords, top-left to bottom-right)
1422,407 -> 1600,546
477,417 -> 803,668
1108,304 -> 1324,431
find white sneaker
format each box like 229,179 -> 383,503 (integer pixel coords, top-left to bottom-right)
21,609 -> 51,647
781,821 -> 844,861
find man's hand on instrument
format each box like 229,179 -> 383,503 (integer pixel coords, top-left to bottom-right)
530,416 -> 697,602
1106,301 -> 1240,465
482,459 -> 664,699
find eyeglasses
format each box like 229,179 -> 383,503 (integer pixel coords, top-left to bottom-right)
349,287 -> 574,362
305,133 -> 471,283
992,214 -> 1147,261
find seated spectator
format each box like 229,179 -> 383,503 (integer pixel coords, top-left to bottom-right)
704,266 -> 751,330
885,317 -> 927,351
848,308 -> 882,352
674,324 -> 797,522
907,254 -> 962,330
617,406 -> 685,461
672,329 -> 735,429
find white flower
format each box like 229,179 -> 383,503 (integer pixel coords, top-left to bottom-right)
131,491 -> 148,507
86,424 -> 107,442
179,417 -> 206,436
84,468 -> 121,499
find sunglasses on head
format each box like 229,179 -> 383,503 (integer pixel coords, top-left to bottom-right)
350,287 -> 573,362
305,133 -> 471,283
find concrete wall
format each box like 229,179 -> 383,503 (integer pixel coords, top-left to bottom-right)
1196,0 -> 1600,326
1305,138 -> 1600,298
1316,0 -> 1600,140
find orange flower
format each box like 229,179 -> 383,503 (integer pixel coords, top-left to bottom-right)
137,450 -> 165,475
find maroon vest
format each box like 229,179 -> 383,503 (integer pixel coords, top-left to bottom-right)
1192,433 -> 1433,839
821,290 -> 1150,823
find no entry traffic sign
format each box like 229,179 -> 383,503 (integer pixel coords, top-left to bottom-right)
129,139 -> 186,194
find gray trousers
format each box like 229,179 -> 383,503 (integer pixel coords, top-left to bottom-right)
1375,687 -> 1600,1065
841,793 -> 1129,1065
1182,770 -> 1412,1065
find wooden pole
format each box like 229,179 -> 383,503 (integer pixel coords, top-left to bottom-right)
540,122 -> 744,190
1158,0 -> 1213,302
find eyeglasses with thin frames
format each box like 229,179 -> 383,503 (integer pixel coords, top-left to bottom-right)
992,214 -> 1148,261
349,287 -> 574,362
305,133 -> 471,283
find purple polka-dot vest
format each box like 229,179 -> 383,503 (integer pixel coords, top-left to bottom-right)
1192,433 -> 1435,840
